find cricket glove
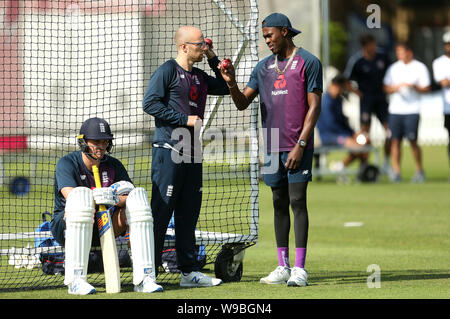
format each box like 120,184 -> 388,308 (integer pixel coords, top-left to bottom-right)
92,187 -> 119,207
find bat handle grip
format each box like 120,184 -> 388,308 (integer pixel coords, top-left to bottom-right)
92,165 -> 107,211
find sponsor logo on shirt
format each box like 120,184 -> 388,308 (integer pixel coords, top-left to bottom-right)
274,74 -> 287,89
189,84 -> 199,107
271,89 -> 289,96
190,85 -> 199,100
272,74 -> 288,96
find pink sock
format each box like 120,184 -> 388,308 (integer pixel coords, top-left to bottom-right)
277,247 -> 289,267
295,248 -> 307,268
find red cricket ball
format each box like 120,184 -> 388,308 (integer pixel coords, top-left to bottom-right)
222,58 -> 231,69
205,38 -> 212,47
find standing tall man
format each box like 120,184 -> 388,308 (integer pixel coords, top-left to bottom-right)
344,34 -> 392,173
383,43 -> 431,183
432,31 -> 450,172
143,26 -> 229,287
220,13 -> 322,287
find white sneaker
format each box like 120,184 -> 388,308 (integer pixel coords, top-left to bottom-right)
180,271 -> 223,287
411,171 -> 426,183
287,267 -> 308,287
382,161 -> 393,176
134,276 -> 163,293
68,278 -> 96,295
260,266 -> 291,284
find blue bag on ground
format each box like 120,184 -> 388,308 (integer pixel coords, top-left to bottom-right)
35,212 -> 131,275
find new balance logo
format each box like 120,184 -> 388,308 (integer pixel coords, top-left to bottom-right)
302,170 -> 309,175
191,276 -> 201,284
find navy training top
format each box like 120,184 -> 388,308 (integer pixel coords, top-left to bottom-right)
316,92 -> 354,145
344,50 -> 391,97
53,150 -> 132,217
142,56 -> 229,153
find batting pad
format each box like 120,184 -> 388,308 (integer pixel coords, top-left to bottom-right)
125,187 -> 156,285
64,187 -> 95,285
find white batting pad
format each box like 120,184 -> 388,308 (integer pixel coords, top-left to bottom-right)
125,187 -> 156,285
64,187 -> 95,285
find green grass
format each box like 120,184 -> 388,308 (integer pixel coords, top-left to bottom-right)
1,145 -> 449,299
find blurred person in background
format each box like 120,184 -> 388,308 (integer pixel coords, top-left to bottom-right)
317,74 -> 370,172
383,43 -> 431,183
344,34 -> 392,175
432,30 -> 450,177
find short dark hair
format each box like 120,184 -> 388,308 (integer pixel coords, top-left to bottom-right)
395,41 -> 413,52
331,74 -> 347,86
360,34 -> 376,47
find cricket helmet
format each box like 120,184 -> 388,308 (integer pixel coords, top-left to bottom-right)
77,117 -> 114,154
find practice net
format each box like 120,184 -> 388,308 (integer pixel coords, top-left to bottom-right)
0,0 -> 259,290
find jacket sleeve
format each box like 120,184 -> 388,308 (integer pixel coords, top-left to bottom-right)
142,61 -> 188,126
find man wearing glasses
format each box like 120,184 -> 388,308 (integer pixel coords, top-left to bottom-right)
143,26 -> 229,288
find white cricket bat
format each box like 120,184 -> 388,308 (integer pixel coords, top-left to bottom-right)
92,165 -> 121,293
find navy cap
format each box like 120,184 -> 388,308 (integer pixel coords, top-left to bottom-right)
79,117 -> 114,140
262,13 -> 301,37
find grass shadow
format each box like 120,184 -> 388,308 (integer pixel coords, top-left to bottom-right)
310,269 -> 450,285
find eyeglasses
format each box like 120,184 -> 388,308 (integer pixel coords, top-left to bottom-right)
185,41 -> 207,47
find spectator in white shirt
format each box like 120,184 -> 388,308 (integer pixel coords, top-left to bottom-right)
432,31 -> 450,171
383,42 -> 431,183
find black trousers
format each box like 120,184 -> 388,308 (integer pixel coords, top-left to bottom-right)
151,147 -> 203,274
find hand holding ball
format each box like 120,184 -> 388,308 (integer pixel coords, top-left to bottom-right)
221,58 -> 231,69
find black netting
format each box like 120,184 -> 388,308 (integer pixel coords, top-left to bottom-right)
0,0 -> 259,291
